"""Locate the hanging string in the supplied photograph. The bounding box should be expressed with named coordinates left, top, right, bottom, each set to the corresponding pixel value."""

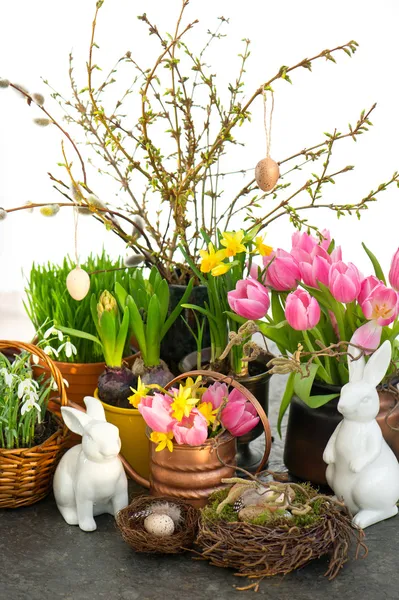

left=73, top=205, right=80, bottom=267
left=263, top=88, right=274, bottom=158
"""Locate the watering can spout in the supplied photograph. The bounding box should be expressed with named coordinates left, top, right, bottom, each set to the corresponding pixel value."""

left=119, top=455, right=150, bottom=488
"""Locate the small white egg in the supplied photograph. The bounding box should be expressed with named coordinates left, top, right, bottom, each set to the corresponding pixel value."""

left=66, top=267, right=91, bottom=301
left=255, top=157, right=280, bottom=192
left=144, top=513, right=175, bottom=537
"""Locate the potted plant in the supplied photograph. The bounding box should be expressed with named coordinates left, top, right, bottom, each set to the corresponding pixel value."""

left=4, top=4, right=397, bottom=371
left=0, top=340, right=69, bottom=508
left=25, top=252, right=137, bottom=407
left=123, top=370, right=271, bottom=507
left=227, top=228, right=399, bottom=485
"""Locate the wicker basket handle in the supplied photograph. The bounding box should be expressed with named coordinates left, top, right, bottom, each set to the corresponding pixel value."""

left=0, top=340, right=68, bottom=435
left=165, top=370, right=272, bottom=473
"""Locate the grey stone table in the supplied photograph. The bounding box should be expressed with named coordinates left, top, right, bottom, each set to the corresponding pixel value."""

left=1, top=376, right=398, bottom=600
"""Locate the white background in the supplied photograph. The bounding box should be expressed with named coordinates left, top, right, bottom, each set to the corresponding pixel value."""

left=1, top=0, right=399, bottom=296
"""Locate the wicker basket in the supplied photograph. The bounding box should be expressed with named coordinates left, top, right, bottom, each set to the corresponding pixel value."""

left=0, top=341, right=69, bottom=508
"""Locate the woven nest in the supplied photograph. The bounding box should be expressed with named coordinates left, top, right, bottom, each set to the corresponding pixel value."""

left=195, top=480, right=368, bottom=591
left=116, top=495, right=200, bottom=554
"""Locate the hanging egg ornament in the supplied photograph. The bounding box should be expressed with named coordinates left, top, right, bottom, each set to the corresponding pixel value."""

left=66, top=266, right=90, bottom=301
left=255, top=157, right=280, bottom=192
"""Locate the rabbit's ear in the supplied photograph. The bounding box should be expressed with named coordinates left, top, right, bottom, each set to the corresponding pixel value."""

left=84, top=396, right=106, bottom=422
left=363, top=340, right=392, bottom=388
left=347, top=345, right=366, bottom=383
left=61, top=406, right=91, bottom=436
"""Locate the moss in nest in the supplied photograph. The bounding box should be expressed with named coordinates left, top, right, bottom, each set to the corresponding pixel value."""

left=250, top=509, right=287, bottom=526
left=202, top=488, right=238, bottom=524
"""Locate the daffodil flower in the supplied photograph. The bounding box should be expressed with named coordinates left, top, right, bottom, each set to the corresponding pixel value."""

left=0, top=368, right=15, bottom=388
left=199, top=243, right=227, bottom=273
left=220, top=230, right=246, bottom=257
left=170, top=385, right=199, bottom=421
left=44, top=326, right=64, bottom=341
left=17, top=378, right=39, bottom=399
left=197, top=401, right=219, bottom=425
left=180, top=376, right=206, bottom=399
left=43, top=345, right=59, bottom=358
left=254, top=235, right=273, bottom=257
left=57, top=340, right=77, bottom=358
left=211, top=262, right=231, bottom=277
left=128, top=376, right=150, bottom=408
left=21, top=393, right=41, bottom=418
left=150, top=431, right=174, bottom=452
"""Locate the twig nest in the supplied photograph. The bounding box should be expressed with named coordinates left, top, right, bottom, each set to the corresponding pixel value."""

left=144, top=513, right=175, bottom=537
left=66, top=267, right=91, bottom=301
left=255, top=157, right=280, bottom=192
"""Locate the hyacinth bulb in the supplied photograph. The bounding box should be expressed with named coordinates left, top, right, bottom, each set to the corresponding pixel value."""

left=66, top=267, right=91, bottom=301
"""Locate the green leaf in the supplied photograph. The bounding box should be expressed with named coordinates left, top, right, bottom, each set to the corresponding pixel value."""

left=56, top=325, right=102, bottom=347
left=100, top=310, right=117, bottom=366
left=179, top=244, right=207, bottom=285
left=114, top=307, right=130, bottom=365
left=145, top=295, right=161, bottom=366
left=306, top=393, right=339, bottom=408
left=181, top=302, right=218, bottom=325
left=161, top=278, right=195, bottom=339
left=294, top=363, right=319, bottom=403
left=156, top=279, right=170, bottom=326
left=271, top=290, right=286, bottom=323
left=126, top=295, right=147, bottom=360
left=362, top=242, right=386, bottom=284
left=115, top=282, right=128, bottom=310
left=277, top=372, right=295, bottom=437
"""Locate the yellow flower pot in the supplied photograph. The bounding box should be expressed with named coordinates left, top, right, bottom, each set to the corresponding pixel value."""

left=94, top=389, right=150, bottom=480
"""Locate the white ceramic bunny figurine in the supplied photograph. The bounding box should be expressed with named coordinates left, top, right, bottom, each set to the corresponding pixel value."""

left=53, top=396, right=128, bottom=532
left=323, top=340, right=399, bottom=529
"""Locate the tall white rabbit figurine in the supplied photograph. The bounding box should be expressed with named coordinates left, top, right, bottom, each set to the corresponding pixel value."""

left=53, top=396, right=128, bottom=532
left=323, top=340, right=399, bottom=529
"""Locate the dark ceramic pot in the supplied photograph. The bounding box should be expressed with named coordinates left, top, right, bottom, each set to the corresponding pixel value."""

left=179, top=347, right=271, bottom=472
left=160, top=285, right=211, bottom=373
left=284, top=381, right=399, bottom=486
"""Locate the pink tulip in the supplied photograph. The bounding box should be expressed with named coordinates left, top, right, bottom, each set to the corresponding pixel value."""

left=201, top=381, right=229, bottom=410
left=264, top=249, right=301, bottom=291
left=357, top=275, right=382, bottom=306
left=138, top=393, right=176, bottom=433
left=291, top=231, right=319, bottom=254
left=360, top=283, right=399, bottom=326
left=172, top=408, right=208, bottom=446
left=221, top=389, right=259, bottom=437
left=389, top=249, right=399, bottom=291
left=228, top=279, right=270, bottom=319
left=350, top=321, right=382, bottom=353
left=329, top=261, right=363, bottom=303
left=320, top=229, right=332, bottom=251
left=300, top=254, right=331, bottom=288
left=285, top=289, right=321, bottom=331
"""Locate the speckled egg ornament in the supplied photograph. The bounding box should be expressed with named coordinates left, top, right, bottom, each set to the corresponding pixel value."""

left=144, top=513, right=175, bottom=537
left=255, top=89, right=279, bottom=192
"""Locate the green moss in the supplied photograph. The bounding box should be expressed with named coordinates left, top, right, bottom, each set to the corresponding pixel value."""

left=202, top=488, right=239, bottom=523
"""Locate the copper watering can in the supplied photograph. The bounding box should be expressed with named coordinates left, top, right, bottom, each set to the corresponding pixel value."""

left=67, top=370, right=272, bottom=508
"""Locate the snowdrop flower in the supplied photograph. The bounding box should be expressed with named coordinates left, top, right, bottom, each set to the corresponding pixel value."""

left=43, top=345, right=59, bottom=358
left=0, top=368, right=15, bottom=388
left=21, top=394, right=41, bottom=418
left=18, top=378, right=39, bottom=399
left=44, top=326, right=64, bottom=341
left=31, top=354, right=40, bottom=365
left=63, top=378, right=69, bottom=388
left=58, top=340, right=77, bottom=358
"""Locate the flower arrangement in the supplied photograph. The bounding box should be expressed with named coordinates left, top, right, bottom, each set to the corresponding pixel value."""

left=130, top=376, right=260, bottom=452
left=226, top=228, right=399, bottom=432
left=0, top=349, right=53, bottom=448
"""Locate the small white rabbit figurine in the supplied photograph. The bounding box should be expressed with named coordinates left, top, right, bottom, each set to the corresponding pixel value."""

left=323, top=340, right=399, bottom=529
left=53, top=396, right=128, bottom=532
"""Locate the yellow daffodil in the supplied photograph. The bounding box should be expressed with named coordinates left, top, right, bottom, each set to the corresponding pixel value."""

left=220, top=230, right=246, bottom=257
left=211, top=262, right=231, bottom=277
left=199, top=243, right=227, bottom=273
left=170, top=385, right=199, bottom=421
left=180, top=376, right=207, bottom=399
left=128, top=376, right=150, bottom=408
left=197, top=401, right=219, bottom=425
left=150, top=431, right=174, bottom=452
left=254, top=235, right=273, bottom=257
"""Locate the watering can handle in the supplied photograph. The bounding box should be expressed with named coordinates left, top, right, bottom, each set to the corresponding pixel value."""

left=65, top=399, right=150, bottom=488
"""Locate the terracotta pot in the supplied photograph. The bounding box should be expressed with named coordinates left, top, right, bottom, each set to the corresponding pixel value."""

left=179, top=347, right=272, bottom=472
left=284, top=383, right=399, bottom=486
left=122, top=370, right=272, bottom=507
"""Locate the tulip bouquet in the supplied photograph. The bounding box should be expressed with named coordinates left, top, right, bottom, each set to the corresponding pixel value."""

left=181, top=229, right=273, bottom=376
left=226, top=229, right=399, bottom=433
left=129, top=376, right=259, bottom=452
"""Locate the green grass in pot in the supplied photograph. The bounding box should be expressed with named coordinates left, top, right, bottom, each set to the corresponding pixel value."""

left=24, top=251, right=134, bottom=363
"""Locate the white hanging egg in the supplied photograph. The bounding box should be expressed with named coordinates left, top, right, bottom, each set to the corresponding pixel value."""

left=255, top=157, right=280, bottom=192
left=144, top=513, right=175, bottom=537
left=66, top=267, right=91, bottom=301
